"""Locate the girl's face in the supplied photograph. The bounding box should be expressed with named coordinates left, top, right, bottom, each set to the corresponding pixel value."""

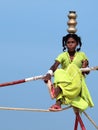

left=66, top=37, right=78, bottom=52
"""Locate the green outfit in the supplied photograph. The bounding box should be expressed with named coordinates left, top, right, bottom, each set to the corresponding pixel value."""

left=53, top=51, right=94, bottom=111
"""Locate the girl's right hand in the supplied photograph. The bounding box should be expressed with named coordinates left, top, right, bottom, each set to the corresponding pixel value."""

left=43, top=74, right=51, bottom=83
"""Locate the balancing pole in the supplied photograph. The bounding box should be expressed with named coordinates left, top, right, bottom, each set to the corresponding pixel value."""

left=0, top=66, right=98, bottom=88
left=0, top=75, right=46, bottom=87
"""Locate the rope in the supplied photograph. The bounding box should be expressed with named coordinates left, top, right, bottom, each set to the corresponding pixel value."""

left=83, top=111, right=98, bottom=130
left=0, top=106, right=72, bottom=112
left=0, top=105, right=98, bottom=130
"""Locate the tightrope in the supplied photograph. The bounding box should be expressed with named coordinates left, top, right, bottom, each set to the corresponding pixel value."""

left=0, top=106, right=98, bottom=129
left=0, top=106, right=72, bottom=112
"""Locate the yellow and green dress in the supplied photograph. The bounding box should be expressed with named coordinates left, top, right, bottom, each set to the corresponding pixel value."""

left=53, top=51, right=94, bottom=111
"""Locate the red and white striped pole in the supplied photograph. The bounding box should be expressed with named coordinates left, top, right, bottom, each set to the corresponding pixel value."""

left=0, top=75, right=46, bottom=87
left=0, top=66, right=98, bottom=87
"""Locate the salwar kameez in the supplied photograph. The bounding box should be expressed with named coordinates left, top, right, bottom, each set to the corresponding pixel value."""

left=53, top=52, right=94, bottom=111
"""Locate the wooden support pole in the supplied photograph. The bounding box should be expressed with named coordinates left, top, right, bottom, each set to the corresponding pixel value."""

left=74, top=112, right=86, bottom=130
left=74, top=115, right=78, bottom=130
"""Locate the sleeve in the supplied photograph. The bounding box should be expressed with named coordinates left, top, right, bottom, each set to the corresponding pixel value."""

left=81, top=52, right=88, bottom=60
left=55, top=53, right=64, bottom=63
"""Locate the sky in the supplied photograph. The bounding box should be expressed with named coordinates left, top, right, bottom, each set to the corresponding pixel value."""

left=0, top=0, right=98, bottom=130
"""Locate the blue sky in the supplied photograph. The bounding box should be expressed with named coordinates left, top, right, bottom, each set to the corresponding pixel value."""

left=0, top=0, right=98, bottom=130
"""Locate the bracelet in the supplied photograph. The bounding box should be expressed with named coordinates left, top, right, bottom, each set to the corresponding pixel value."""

left=47, top=69, right=53, bottom=76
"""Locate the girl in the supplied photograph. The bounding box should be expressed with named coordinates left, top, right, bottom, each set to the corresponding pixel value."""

left=44, top=33, right=94, bottom=111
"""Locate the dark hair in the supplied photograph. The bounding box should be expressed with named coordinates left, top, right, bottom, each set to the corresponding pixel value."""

left=62, top=33, right=82, bottom=52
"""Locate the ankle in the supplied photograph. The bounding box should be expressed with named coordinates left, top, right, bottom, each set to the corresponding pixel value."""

left=56, top=100, right=62, bottom=106
left=54, top=87, right=62, bottom=97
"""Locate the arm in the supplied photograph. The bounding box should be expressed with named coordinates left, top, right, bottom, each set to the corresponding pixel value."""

left=82, top=59, right=89, bottom=68
left=50, top=60, right=60, bottom=72
left=44, top=60, right=60, bottom=83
